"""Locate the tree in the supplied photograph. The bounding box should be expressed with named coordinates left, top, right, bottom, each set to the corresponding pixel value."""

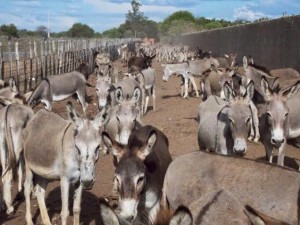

left=125, top=0, right=148, bottom=38
left=204, top=21, right=223, bottom=30
left=0, top=24, right=18, bottom=37
left=68, top=23, right=94, bottom=38
left=36, top=25, right=48, bottom=37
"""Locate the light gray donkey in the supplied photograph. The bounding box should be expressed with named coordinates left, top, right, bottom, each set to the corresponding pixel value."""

left=27, top=70, right=89, bottom=112
left=0, top=104, right=34, bottom=215
left=102, top=125, right=172, bottom=224
left=135, top=67, right=156, bottom=114
left=105, top=87, right=143, bottom=146
left=22, top=102, right=109, bottom=225
left=259, top=76, right=300, bottom=167
left=198, top=81, right=254, bottom=156
left=162, top=151, right=299, bottom=224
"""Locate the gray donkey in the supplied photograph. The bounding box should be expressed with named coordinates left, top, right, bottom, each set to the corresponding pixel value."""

left=22, top=102, right=109, bottom=225
left=162, top=151, right=299, bottom=224
left=198, top=81, right=254, bottom=155
left=27, top=69, right=89, bottom=112
left=105, top=87, right=143, bottom=146
left=0, top=104, right=34, bottom=215
left=102, top=125, right=172, bottom=224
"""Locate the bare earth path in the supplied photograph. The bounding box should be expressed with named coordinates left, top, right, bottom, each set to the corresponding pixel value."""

left=1, top=60, right=299, bottom=224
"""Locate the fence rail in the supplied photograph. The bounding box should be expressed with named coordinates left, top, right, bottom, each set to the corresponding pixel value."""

left=0, top=38, right=138, bottom=93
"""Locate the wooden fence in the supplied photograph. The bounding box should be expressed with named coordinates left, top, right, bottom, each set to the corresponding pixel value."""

left=0, top=38, right=136, bottom=93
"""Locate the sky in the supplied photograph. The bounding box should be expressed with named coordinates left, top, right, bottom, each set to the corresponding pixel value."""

left=0, top=0, right=299, bottom=32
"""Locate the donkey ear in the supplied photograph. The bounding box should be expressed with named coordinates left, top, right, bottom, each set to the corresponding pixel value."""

left=243, top=56, right=248, bottom=69
left=115, top=88, right=123, bottom=104
left=137, top=130, right=157, bottom=161
left=131, top=88, right=141, bottom=104
left=223, top=81, right=235, bottom=102
left=9, top=77, right=18, bottom=93
left=244, top=205, right=289, bottom=225
left=244, top=80, right=254, bottom=102
left=99, top=200, right=121, bottom=225
left=66, top=101, right=83, bottom=126
left=93, top=106, right=111, bottom=128
left=260, top=76, right=273, bottom=102
left=281, top=81, right=300, bottom=100
left=102, top=131, right=124, bottom=161
left=169, top=206, right=193, bottom=225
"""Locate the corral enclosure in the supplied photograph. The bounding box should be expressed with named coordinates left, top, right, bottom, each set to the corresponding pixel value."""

left=175, top=15, right=300, bottom=71
left=0, top=38, right=137, bottom=93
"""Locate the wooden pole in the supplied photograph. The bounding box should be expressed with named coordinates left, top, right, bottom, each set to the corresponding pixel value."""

left=15, top=42, right=20, bottom=91
left=0, top=42, right=3, bottom=80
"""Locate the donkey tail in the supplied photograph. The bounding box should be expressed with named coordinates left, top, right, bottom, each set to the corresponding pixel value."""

left=2, top=105, right=17, bottom=179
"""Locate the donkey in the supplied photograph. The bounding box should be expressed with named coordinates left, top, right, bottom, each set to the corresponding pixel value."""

left=162, top=151, right=300, bottom=224
left=22, top=102, right=109, bottom=225
left=0, top=77, right=19, bottom=101
left=27, top=68, right=89, bottom=112
left=198, top=81, right=254, bottom=155
left=102, top=125, right=172, bottom=224
left=259, top=76, right=300, bottom=167
left=105, top=88, right=143, bottom=146
left=135, top=67, right=156, bottom=114
left=127, top=53, right=156, bottom=74
left=94, top=51, right=118, bottom=83
left=0, top=104, right=34, bottom=215
left=99, top=199, right=192, bottom=225
left=96, top=77, right=142, bottom=111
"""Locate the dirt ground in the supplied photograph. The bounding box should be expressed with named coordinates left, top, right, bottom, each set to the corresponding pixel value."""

left=1, top=60, right=300, bottom=225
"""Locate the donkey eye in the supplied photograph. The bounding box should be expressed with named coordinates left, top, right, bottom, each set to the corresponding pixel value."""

left=245, top=118, right=251, bottom=124
left=116, top=117, right=120, bottom=123
left=267, top=112, right=272, bottom=118
left=284, top=113, right=289, bottom=118
left=96, top=88, right=100, bottom=92
left=137, top=176, right=144, bottom=185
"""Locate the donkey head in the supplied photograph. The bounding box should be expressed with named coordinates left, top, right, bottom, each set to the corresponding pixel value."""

left=261, top=76, right=300, bottom=148
left=66, top=101, right=109, bottom=189
left=162, top=65, right=174, bottom=82
left=102, top=127, right=158, bottom=222
left=115, top=87, right=141, bottom=145
left=0, top=77, right=19, bottom=99
left=223, top=81, right=254, bottom=155
left=96, top=76, right=112, bottom=109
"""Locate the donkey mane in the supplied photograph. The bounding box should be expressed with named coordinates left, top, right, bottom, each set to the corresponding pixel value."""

left=249, top=63, right=273, bottom=76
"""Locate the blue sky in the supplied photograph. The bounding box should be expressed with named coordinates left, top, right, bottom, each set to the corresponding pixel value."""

left=0, top=0, right=299, bottom=32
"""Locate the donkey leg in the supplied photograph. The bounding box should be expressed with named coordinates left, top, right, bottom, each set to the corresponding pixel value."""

left=60, top=177, right=70, bottom=225
left=144, top=91, right=150, bottom=114
left=152, top=86, right=156, bottom=112
left=2, top=169, right=14, bottom=214
left=277, top=142, right=286, bottom=166
left=73, top=183, right=83, bottom=225
left=250, top=102, right=260, bottom=142
left=183, top=76, right=189, bottom=99
left=25, top=166, right=34, bottom=225
left=35, top=178, right=51, bottom=225
left=189, top=76, right=199, bottom=97
left=77, top=88, right=88, bottom=113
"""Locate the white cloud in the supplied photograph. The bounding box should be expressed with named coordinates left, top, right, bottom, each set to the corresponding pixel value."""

left=233, top=6, right=272, bottom=20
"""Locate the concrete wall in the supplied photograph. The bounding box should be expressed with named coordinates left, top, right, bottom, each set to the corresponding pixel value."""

left=175, top=15, right=300, bottom=71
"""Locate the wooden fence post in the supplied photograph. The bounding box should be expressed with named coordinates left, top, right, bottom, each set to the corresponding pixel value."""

left=34, top=41, right=39, bottom=85
left=8, top=41, right=12, bottom=78
left=15, top=42, right=20, bottom=91
left=0, top=42, right=3, bottom=80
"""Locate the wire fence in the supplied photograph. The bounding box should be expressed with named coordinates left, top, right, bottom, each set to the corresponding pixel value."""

left=0, top=38, right=138, bottom=93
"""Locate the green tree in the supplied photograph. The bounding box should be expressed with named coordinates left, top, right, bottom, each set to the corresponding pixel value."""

left=0, top=24, right=18, bottom=37
left=68, top=23, right=94, bottom=38
left=204, top=21, right=223, bottom=30
left=36, top=25, right=48, bottom=37
left=125, top=0, right=148, bottom=38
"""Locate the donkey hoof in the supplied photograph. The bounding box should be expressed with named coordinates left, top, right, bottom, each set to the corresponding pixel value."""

left=6, top=206, right=14, bottom=215
left=254, top=136, right=260, bottom=142
left=248, top=136, right=254, bottom=141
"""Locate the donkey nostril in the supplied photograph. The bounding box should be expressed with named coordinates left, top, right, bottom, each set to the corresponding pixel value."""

left=126, top=215, right=134, bottom=222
